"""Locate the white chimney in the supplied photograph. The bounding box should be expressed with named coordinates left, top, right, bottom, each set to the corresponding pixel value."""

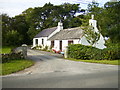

left=57, top=22, right=63, bottom=31
left=91, top=14, right=94, bottom=20
left=89, top=14, right=99, bottom=32
left=47, top=22, right=63, bottom=39
left=89, top=14, right=97, bottom=28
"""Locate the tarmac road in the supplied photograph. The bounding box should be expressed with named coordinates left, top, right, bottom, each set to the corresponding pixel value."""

left=2, top=49, right=119, bottom=88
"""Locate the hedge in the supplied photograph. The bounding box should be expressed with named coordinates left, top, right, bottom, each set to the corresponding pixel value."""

left=2, top=52, right=24, bottom=63
left=68, top=44, right=120, bottom=60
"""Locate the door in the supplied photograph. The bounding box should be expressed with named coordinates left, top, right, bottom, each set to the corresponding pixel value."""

left=60, top=41, right=62, bottom=50
left=35, top=39, right=38, bottom=45
left=51, top=41, right=54, bottom=48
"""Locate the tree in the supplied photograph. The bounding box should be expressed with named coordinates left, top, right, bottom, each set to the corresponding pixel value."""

left=12, top=15, right=29, bottom=44
left=27, top=26, right=40, bottom=43
left=83, top=26, right=100, bottom=46
left=86, top=1, right=120, bottom=44
left=2, top=14, right=13, bottom=45
left=5, top=30, right=23, bottom=46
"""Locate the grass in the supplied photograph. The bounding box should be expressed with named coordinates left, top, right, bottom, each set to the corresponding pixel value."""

left=66, top=58, right=120, bottom=65
left=0, top=59, right=34, bottom=75
left=0, top=46, right=35, bottom=75
left=1, top=46, right=16, bottom=54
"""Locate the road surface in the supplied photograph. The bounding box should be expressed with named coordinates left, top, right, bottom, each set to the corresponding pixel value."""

left=2, top=49, right=119, bottom=88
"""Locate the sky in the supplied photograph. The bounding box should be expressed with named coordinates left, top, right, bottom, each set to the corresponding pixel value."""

left=0, top=0, right=112, bottom=17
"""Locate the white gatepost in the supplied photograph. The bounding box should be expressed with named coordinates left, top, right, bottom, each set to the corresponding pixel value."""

left=22, top=44, right=27, bottom=59
left=64, top=46, right=68, bottom=58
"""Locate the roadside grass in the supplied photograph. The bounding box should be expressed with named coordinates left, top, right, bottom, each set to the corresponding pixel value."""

left=66, top=58, right=120, bottom=65
left=1, top=46, right=15, bottom=54
left=0, top=46, right=35, bottom=75
left=0, top=59, right=34, bottom=75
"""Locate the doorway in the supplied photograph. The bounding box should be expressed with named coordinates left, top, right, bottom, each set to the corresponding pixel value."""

left=60, top=41, right=62, bottom=50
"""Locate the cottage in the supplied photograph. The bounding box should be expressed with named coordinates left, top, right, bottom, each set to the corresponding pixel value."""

left=32, top=15, right=106, bottom=52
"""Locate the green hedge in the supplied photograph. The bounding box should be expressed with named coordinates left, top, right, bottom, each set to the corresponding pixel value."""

left=68, top=44, right=120, bottom=60
left=2, top=52, right=24, bottom=63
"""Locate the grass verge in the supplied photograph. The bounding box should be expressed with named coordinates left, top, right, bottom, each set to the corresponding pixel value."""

left=66, top=58, right=119, bottom=65
left=0, top=59, right=34, bottom=75
left=1, top=46, right=16, bottom=54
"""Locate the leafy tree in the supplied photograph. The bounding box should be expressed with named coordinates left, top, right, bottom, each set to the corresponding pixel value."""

left=11, top=15, right=29, bottom=44
left=5, top=30, right=23, bottom=46
left=83, top=26, right=100, bottom=46
left=86, top=1, right=120, bottom=44
left=27, top=26, right=40, bottom=43
left=2, top=14, right=13, bottom=45
left=99, top=2, right=120, bottom=43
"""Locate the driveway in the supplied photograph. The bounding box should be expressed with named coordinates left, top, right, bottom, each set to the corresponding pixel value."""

left=2, top=49, right=119, bottom=88
left=8, top=48, right=118, bottom=75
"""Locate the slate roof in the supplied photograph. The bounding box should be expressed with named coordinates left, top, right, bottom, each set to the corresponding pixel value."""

left=34, top=27, right=57, bottom=38
left=48, top=27, right=83, bottom=40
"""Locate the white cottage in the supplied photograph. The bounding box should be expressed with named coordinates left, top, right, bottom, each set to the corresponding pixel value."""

left=33, top=22, right=63, bottom=49
left=33, top=15, right=106, bottom=52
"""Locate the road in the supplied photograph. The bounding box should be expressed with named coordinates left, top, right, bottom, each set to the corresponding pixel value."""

left=2, top=49, right=119, bottom=88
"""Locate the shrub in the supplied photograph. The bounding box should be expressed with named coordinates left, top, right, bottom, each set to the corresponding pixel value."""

left=68, top=44, right=120, bottom=60
left=101, top=44, right=120, bottom=60
left=42, top=46, right=48, bottom=51
left=68, top=44, right=96, bottom=60
left=32, top=45, right=42, bottom=50
left=2, top=52, right=24, bottom=63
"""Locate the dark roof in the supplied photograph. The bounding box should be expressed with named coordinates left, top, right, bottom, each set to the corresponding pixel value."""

left=48, top=27, right=83, bottom=40
left=34, top=27, right=57, bottom=38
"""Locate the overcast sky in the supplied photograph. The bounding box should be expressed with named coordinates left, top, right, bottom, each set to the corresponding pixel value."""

left=0, top=0, right=110, bottom=17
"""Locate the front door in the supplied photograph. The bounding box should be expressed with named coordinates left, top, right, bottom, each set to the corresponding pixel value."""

left=60, top=41, right=62, bottom=50
left=51, top=41, right=54, bottom=48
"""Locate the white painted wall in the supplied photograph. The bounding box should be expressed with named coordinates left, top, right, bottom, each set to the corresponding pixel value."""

left=33, top=38, right=36, bottom=47
left=93, top=34, right=106, bottom=49
left=33, top=37, right=51, bottom=48
left=62, top=40, right=68, bottom=51
left=73, top=39, right=79, bottom=44
left=54, top=40, right=60, bottom=51
left=79, top=36, right=90, bottom=46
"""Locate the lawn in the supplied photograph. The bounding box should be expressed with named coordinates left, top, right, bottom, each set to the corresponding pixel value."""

left=1, top=46, right=15, bottom=54
left=0, top=46, right=34, bottom=75
left=66, top=58, right=119, bottom=65
left=0, top=59, right=34, bottom=75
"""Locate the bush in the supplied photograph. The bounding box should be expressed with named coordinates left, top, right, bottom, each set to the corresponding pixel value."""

left=42, top=46, right=48, bottom=51
left=68, top=44, right=120, bottom=60
left=32, top=45, right=42, bottom=50
left=2, top=52, right=24, bottom=63
left=68, top=44, right=96, bottom=60
left=101, top=45, right=120, bottom=60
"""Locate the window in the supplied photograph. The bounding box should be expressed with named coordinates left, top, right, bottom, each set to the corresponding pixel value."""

left=68, top=40, right=73, bottom=45
left=51, top=41, right=54, bottom=48
left=42, top=39, right=44, bottom=45
left=35, top=39, right=38, bottom=45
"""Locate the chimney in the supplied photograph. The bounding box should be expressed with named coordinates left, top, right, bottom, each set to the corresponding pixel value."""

left=91, top=14, right=94, bottom=20
left=89, top=14, right=97, bottom=27
left=57, top=22, right=63, bottom=31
